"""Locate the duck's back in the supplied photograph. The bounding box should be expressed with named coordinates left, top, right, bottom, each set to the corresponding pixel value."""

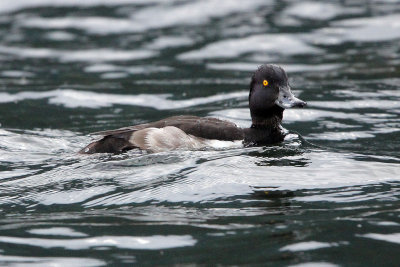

left=80, top=115, right=244, bottom=154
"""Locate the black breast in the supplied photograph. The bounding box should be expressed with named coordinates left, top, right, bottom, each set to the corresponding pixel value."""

left=242, top=127, right=285, bottom=146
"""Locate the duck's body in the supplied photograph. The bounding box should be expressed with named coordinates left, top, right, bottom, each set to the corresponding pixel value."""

left=80, top=64, right=306, bottom=154
left=80, top=115, right=284, bottom=154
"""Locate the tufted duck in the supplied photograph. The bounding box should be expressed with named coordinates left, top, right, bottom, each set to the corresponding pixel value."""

left=80, top=64, right=306, bottom=154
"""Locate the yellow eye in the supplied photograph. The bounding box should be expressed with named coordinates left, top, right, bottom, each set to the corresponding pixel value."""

left=263, top=80, right=269, bottom=86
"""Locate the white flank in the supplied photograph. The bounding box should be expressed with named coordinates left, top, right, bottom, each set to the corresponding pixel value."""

left=204, top=140, right=244, bottom=149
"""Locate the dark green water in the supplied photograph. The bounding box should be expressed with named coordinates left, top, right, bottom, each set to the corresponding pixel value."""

left=0, top=0, right=399, bottom=266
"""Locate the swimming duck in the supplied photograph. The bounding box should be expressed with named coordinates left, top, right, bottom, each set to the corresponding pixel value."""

left=80, top=64, right=306, bottom=154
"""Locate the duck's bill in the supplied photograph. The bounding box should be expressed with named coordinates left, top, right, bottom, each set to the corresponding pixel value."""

left=275, top=85, right=307, bottom=108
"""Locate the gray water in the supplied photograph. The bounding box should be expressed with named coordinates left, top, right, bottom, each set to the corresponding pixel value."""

left=0, top=0, right=399, bottom=266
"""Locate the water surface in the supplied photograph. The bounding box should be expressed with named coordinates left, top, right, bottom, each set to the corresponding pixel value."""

left=0, top=0, right=399, bottom=266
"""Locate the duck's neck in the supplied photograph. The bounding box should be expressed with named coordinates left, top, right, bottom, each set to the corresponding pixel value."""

left=244, top=106, right=285, bottom=145
left=250, top=116, right=282, bottom=129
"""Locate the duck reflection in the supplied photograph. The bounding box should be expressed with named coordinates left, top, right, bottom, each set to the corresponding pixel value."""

left=248, top=145, right=310, bottom=167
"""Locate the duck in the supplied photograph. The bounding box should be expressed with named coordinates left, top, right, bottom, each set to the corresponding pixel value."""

left=79, top=64, right=306, bottom=154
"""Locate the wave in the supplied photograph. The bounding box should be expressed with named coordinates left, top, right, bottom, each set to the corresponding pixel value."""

left=0, top=89, right=247, bottom=109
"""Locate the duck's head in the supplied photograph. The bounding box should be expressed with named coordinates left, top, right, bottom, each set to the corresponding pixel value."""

left=249, top=64, right=306, bottom=123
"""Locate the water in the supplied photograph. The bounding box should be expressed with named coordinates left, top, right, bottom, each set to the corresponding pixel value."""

left=0, top=0, right=399, bottom=266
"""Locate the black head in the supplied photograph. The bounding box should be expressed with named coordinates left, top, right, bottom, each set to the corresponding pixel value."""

left=249, top=64, right=306, bottom=121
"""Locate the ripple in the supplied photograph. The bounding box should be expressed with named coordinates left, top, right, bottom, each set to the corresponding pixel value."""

left=280, top=241, right=342, bottom=252
left=0, top=235, right=197, bottom=250
left=207, top=63, right=342, bottom=73
left=146, top=36, right=195, bottom=49
left=131, top=0, right=270, bottom=29
left=309, top=100, right=400, bottom=110
left=289, top=262, right=339, bottom=267
left=0, top=128, right=80, bottom=152
left=0, top=0, right=163, bottom=14
left=28, top=227, right=88, bottom=237
left=0, top=1, right=399, bottom=265
left=0, top=169, right=38, bottom=181
left=211, top=108, right=363, bottom=124
left=177, top=34, right=320, bottom=60
left=20, top=16, right=145, bottom=35
left=84, top=64, right=173, bottom=75
left=1, top=70, right=34, bottom=78
left=100, top=72, right=128, bottom=79
left=314, top=14, right=400, bottom=44
left=283, top=2, right=342, bottom=21
left=0, top=89, right=247, bottom=109
left=359, top=233, right=400, bottom=245
left=0, top=46, right=156, bottom=62
left=0, top=255, right=104, bottom=267
left=44, top=31, right=76, bottom=41
left=74, top=151, right=400, bottom=204
left=307, top=131, right=375, bottom=141
left=38, top=186, right=115, bottom=205
left=295, top=184, right=400, bottom=203
left=18, top=0, right=270, bottom=34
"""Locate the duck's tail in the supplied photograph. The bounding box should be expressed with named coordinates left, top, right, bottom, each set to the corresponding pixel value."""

left=79, top=135, right=135, bottom=154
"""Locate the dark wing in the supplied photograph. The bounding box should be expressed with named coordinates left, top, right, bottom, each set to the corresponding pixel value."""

left=93, top=115, right=244, bottom=140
